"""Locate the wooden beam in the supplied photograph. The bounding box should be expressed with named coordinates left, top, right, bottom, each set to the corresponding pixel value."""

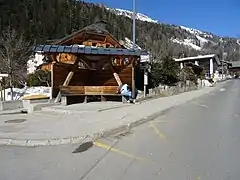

left=108, top=59, right=122, bottom=86
left=54, top=59, right=79, bottom=103
left=59, top=86, right=119, bottom=96
left=50, top=54, right=57, bottom=62
left=79, top=58, right=94, bottom=70
left=54, top=71, right=74, bottom=103
left=50, top=62, right=55, bottom=99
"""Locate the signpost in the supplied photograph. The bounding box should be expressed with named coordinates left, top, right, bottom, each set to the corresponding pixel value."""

left=0, top=74, right=8, bottom=101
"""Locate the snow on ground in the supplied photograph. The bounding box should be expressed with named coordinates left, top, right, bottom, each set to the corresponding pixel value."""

left=196, top=35, right=208, bottom=45
left=180, top=26, right=213, bottom=39
left=179, top=26, right=210, bottom=46
left=171, top=38, right=202, bottom=51
left=237, top=39, right=240, bottom=46
left=0, top=87, right=51, bottom=101
left=203, top=80, right=213, bottom=87
left=122, top=37, right=142, bottom=50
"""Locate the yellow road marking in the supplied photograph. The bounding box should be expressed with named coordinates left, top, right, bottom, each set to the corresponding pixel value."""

left=196, top=176, right=201, bottom=180
left=153, top=120, right=168, bottom=123
left=94, top=141, right=146, bottom=161
left=149, top=121, right=166, bottom=140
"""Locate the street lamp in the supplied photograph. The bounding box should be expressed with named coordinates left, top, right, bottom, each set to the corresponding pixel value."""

left=132, top=0, right=136, bottom=49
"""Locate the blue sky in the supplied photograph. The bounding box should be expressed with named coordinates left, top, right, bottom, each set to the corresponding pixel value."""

left=84, top=0, right=240, bottom=37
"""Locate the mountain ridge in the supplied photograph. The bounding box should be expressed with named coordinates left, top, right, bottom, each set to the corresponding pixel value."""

left=103, top=5, right=240, bottom=60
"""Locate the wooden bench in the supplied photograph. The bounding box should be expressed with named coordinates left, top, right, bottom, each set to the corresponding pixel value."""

left=59, top=86, right=127, bottom=105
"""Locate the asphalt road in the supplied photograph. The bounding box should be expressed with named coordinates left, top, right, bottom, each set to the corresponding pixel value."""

left=1, top=79, right=240, bottom=180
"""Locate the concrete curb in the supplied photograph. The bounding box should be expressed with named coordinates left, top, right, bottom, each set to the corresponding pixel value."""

left=0, top=136, right=90, bottom=147
left=0, top=81, right=228, bottom=147
left=0, top=105, right=193, bottom=147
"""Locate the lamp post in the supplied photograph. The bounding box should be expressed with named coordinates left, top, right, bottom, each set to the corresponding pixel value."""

left=132, top=0, right=136, bottom=50
left=131, top=0, right=137, bottom=99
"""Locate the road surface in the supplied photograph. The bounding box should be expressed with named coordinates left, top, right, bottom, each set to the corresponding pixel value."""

left=1, top=79, right=240, bottom=180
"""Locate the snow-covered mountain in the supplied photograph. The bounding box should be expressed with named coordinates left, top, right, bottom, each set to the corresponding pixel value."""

left=107, top=7, right=239, bottom=53
left=107, top=8, right=158, bottom=24
left=108, top=7, right=211, bottom=51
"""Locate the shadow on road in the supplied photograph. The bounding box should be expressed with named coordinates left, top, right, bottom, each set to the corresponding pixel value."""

left=72, top=141, right=94, bottom=153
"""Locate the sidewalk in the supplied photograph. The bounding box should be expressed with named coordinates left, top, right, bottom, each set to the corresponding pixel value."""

left=0, top=82, right=227, bottom=146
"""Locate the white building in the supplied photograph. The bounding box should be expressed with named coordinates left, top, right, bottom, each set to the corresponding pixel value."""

left=27, top=51, right=45, bottom=74
left=174, top=54, right=221, bottom=79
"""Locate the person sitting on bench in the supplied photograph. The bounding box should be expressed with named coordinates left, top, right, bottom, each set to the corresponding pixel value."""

left=117, top=84, right=137, bottom=103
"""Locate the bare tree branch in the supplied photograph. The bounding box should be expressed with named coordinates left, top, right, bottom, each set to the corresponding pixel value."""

left=0, top=27, right=32, bottom=86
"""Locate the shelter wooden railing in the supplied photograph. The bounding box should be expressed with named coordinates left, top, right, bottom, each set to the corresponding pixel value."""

left=59, top=85, right=125, bottom=104
left=59, top=86, right=119, bottom=95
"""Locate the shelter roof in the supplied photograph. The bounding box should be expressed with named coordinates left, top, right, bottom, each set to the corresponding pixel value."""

left=51, top=21, right=121, bottom=47
left=32, top=45, right=142, bottom=56
left=174, top=54, right=221, bottom=65
left=230, top=61, right=240, bottom=68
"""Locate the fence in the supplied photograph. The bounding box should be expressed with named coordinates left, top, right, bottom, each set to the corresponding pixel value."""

left=136, top=79, right=212, bottom=102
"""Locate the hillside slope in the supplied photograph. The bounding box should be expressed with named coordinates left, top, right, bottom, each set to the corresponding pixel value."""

left=0, top=0, right=239, bottom=62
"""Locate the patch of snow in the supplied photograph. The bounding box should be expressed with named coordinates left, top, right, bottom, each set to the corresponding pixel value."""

left=180, top=26, right=212, bottom=38
left=237, top=39, right=240, bottom=46
left=122, top=37, right=142, bottom=50
left=0, top=86, right=51, bottom=101
left=107, top=8, right=158, bottom=23
left=180, top=26, right=203, bottom=34
left=203, top=80, right=213, bottom=87
left=171, top=38, right=202, bottom=51
left=196, top=35, right=208, bottom=44
left=179, top=26, right=210, bottom=46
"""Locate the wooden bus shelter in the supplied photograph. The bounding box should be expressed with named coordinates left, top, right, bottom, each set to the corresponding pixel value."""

left=32, top=21, right=141, bottom=105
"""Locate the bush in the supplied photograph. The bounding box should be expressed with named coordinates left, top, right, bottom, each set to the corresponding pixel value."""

left=179, top=66, right=198, bottom=85
left=27, top=70, right=51, bottom=87
left=151, top=56, right=179, bottom=87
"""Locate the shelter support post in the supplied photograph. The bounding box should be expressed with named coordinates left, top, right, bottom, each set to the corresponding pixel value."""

left=144, top=68, right=148, bottom=97
left=50, top=63, right=55, bottom=100
left=0, top=80, right=2, bottom=101
left=210, top=58, right=214, bottom=78
left=54, top=71, right=74, bottom=103
left=132, top=58, right=136, bottom=99
left=108, top=58, right=122, bottom=86
left=180, top=62, right=183, bottom=69
left=61, top=96, right=67, bottom=106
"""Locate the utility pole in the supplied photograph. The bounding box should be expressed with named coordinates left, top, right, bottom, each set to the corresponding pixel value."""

left=8, top=57, right=13, bottom=101
left=132, top=0, right=137, bottom=99
left=221, top=60, right=224, bottom=80
left=132, top=0, right=136, bottom=49
left=222, top=52, right=227, bottom=80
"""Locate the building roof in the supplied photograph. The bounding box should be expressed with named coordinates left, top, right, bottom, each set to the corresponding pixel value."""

left=51, top=21, right=121, bottom=47
left=230, top=61, right=240, bottom=68
left=220, top=60, right=232, bottom=64
left=174, top=54, right=221, bottom=65
left=32, top=44, right=143, bottom=56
